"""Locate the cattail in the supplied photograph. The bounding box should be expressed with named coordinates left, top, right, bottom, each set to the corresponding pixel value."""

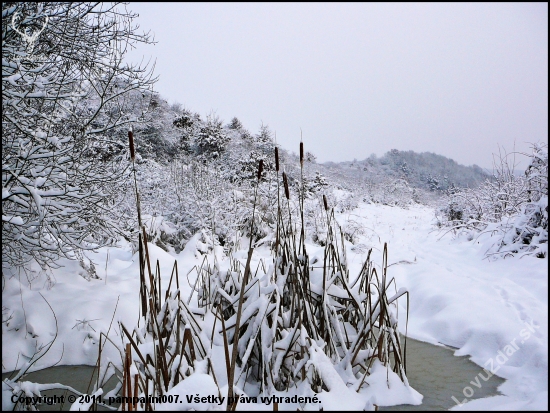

left=128, top=130, right=135, bottom=161
left=257, top=159, right=264, bottom=180
left=299, top=142, right=304, bottom=167
left=323, top=194, right=328, bottom=211
left=275, top=147, right=279, bottom=172
left=282, top=172, right=290, bottom=199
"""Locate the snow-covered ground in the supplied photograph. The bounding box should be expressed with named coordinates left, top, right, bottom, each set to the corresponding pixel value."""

left=2, top=202, right=547, bottom=410
left=340, top=203, right=548, bottom=410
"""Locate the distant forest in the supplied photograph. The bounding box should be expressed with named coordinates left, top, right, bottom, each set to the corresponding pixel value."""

left=324, top=149, right=489, bottom=193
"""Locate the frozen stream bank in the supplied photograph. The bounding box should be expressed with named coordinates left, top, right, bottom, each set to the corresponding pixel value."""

left=2, top=337, right=504, bottom=411
left=379, top=338, right=504, bottom=410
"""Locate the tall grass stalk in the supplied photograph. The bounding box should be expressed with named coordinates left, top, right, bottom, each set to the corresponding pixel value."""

left=87, top=140, right=411, bottom=411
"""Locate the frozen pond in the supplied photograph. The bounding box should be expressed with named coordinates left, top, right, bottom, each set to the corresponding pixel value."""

left=2, top=365, right=117, bottom=411
left=3, top=337, right=504, bottom=411
left=379, top=337, right=504, bottom=410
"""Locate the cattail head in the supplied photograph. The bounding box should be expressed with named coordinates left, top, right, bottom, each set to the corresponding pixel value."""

left=282, top=172, right=290, bottom=199
left=257, top=159, right=264, bottom=180
left=300, top=142, right=304, bottom=167
left=275, top=147, right=279, bottom=172
left=128, top=130, right=135, bottom=161
left=323, top=194, right=328, bottom=211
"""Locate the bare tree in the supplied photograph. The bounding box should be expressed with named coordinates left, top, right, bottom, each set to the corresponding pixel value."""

left=2, top=2, right=157, bottom=272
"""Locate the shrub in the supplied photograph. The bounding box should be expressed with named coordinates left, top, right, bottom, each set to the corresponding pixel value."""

left=439, top=143, right=548, bottom=258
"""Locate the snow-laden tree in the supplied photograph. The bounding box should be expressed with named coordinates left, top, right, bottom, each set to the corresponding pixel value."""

left=255, top=122, right=274, bottom=155
left=305, top=151, right=317, bottom=163
left=309, top=171, right=328, bottom=192
left=173, top=109, right=202, bottom=154
left=2, top=2, right=156, bottom=271
left=228, top=116, right=243, bottom=130
left=120, top=92, right=183, bottom=161
left=195, top=113, right=230, bottom=159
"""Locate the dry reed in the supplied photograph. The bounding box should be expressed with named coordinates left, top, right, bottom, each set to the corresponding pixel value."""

left=89, top=138, right=410, bottom=411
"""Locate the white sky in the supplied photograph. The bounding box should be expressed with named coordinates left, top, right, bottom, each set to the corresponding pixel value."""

left=125, top=2, right=548, bottom=169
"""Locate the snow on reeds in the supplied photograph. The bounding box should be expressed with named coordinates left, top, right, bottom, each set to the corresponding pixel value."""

left=4, top=134, right=545, bottom=411
left=72, top=143, right=413, bottom=410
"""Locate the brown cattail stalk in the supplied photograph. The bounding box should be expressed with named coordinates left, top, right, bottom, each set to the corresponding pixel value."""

left=323, top=194, right=328, bottom=211
left=133, top=374, right=138, bottom=410
left=299, top=141, right=304, bottom=167
left=275, top=147, right=279, bottom=172
left=128, top=130, right=135, bottom=161
left=121, top=354, right=126, bottom=411
left=257, top=159, right=264, bottom=180
left=282, top=172, right=290, bottom=199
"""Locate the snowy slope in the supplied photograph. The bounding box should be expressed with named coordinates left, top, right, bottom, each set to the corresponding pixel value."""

left=337, top=203, right=548, bottom=411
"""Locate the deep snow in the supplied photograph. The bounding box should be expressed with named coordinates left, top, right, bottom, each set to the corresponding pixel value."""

left=2, top=202, right=547, bottom=410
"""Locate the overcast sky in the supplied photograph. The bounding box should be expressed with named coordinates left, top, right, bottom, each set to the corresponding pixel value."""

left=125, top=2, right=548, bottom=169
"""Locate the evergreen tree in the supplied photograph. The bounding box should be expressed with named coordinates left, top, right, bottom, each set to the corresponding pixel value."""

left=196, top=114, right=229, bottom=159
left=228, top=117, right=243, bottom=130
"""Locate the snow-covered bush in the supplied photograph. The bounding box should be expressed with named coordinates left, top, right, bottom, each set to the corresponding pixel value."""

left=141, top=214, right=180, bottom=252
left=372, top=178, right=415, bottom=207
left=303, top=171, right=329, bottom=197
left=439, top=143, right=548, bottom=258
left=230, top=149, right=272, bottom=183
left=485, top=195, right=548, bottom=258
left=328, top=189, right=359, bottom=213
left=169, top=159, right=239, bottom=247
